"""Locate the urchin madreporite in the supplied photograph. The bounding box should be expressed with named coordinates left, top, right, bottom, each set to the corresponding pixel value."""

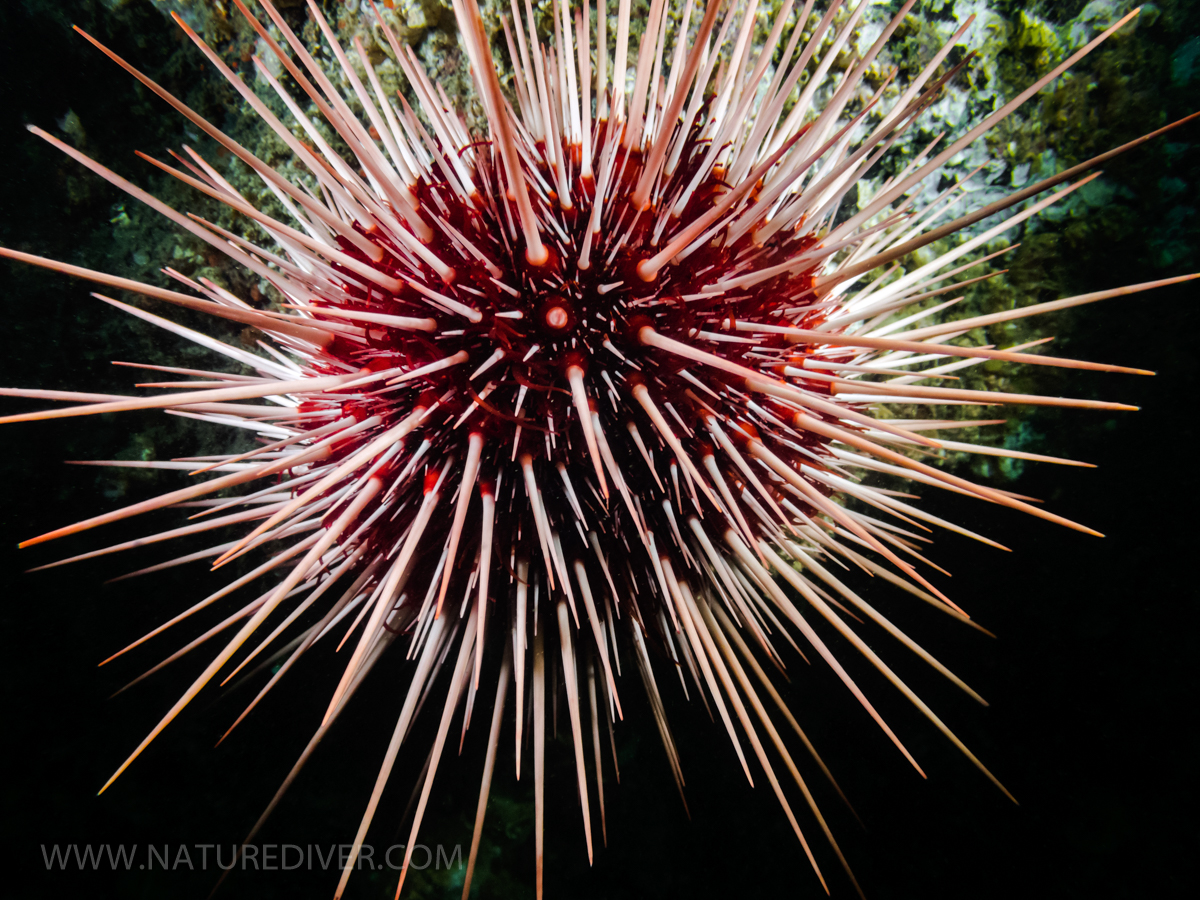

left=2, top=0, right=1196, bottom=897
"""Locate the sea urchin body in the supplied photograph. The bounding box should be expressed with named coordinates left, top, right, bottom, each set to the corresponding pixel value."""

left=1, top=0, right=1196, bottom=897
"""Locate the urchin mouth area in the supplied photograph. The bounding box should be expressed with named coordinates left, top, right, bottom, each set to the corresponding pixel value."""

left=543, top=303, right=571, bottom=331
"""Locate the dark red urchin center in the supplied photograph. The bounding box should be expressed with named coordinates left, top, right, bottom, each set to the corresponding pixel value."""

left=309, top=115, right=830, bottom=481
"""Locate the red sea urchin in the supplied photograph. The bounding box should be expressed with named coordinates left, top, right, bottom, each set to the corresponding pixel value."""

left=1, top=0, right=1196, bottom=896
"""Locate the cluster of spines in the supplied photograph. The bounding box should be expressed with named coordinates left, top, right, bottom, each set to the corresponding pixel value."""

left=1, top=1, right=1197, bottom=898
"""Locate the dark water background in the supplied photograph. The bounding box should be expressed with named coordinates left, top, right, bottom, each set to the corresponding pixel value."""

left=1, top=1, right=1196, bottom=898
